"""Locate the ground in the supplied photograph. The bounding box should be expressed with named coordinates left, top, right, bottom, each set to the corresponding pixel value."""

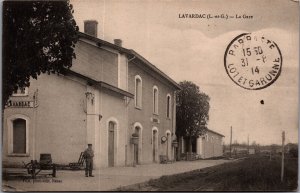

left=117, top=155, right=298, bottom=191
left=2, top=159, right=230, bottom=191
left=3, top=155, right=297, bottom=191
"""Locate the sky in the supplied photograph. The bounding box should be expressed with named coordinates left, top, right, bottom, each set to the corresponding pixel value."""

left=71, top=0, right=299, bottom=145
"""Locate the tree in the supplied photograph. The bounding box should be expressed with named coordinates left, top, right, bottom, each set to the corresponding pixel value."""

left=3, top=0, right=79, bottom=108
left=289, top=147, right=298, bottom=158
left=251, top=141, right=257, bottom=146
left=176, top=81, right=210, bottom=159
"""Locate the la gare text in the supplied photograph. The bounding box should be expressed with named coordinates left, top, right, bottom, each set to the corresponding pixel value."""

left=178, top=13, right=253, bottom=19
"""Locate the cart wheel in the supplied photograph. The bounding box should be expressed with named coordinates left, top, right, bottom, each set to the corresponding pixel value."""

left=25, top=161, right=39, bottom=179
left=24, top=162, right=35, bottom=179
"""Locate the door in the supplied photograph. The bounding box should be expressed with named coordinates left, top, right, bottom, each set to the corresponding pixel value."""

left=152, top=130, right=157, bottom=162
left=134, top=143, right=139, bottom=164
left=108, top=122, right=115, bottom=167
left=134, top=127, right=140, bottom=164
left=166, top=133, right=170, bottom=159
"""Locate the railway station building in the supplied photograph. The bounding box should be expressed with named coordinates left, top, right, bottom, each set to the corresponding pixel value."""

left=2, top=27, right=181, bottom=168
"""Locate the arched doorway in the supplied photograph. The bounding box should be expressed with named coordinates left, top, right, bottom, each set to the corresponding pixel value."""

left=108, top=121, right=116, bottom=167
left=152, top=128, right=158, bottom=162
left=134, top=126, right=142, bottom=164
left=132, top=122, right=143, bottom=165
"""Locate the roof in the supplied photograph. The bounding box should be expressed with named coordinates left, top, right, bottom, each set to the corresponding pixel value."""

left=63, top=69, right=134, bottom=99
left=78, top=32, right=181, bottom=90
left=206, top=129, right=225, bottom=137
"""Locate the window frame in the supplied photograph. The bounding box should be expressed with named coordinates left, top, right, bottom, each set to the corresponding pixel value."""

left=134, top=75, right=142, bottom=109
left=166, top=94, right=172, bottom=119
left=153, top=86, right=159, bottom=115
left=7, top=114, right=30, bottom=156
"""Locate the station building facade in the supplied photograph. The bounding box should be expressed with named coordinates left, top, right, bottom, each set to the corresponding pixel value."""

left=2, top=32, right=180, bottom=168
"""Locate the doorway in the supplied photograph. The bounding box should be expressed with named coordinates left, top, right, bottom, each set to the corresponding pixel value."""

left=152, top=129, right=158, bottom=162
left=134, top=126, right=141, bottom=164
left=108, top=121, right=115, bottom=167
left=166, top=132, right=170, bottom=159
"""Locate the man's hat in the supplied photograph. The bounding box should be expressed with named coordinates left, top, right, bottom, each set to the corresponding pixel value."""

left=88, top=144, right=92, bottom=146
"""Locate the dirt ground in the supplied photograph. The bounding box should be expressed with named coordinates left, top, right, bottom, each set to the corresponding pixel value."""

left=2, top=159, right=231, bottom=191
left=116, top=156, right=298, bottom=191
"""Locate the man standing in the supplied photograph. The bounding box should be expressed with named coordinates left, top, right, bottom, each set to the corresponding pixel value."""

left=83, top=144, right=94, bottom=177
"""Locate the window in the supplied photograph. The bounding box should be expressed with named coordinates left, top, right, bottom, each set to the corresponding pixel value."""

left=211, top=136, right=214, bottom=142
left=13, top=119, right=26, bottom=154
left=12, top=87, right=28, bottom=96
left=135, top=75, right=142, bottom=108
left=206, top=134, right=208, bottom=141
left=153, top=86, right=158, bottom=114
left=8, top=115, right=29, bottom=156
left=166, top=94, right=171, bottom=118
left=84, top=20, right=98, bottom=37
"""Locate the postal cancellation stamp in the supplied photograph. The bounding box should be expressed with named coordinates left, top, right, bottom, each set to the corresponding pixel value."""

left=224, top=33, right=282, bottom=90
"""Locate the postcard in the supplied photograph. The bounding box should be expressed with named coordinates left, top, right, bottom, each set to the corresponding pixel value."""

left=2, top=0, right=298, bottom=191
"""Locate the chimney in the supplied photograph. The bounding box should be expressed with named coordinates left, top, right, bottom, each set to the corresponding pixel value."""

left=84, top=20, right=98, bottom=37
left=114, top=39, right=122, bottom=47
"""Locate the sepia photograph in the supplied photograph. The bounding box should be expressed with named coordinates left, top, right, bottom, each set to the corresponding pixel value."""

left=1, top=0, right=299, bottom=191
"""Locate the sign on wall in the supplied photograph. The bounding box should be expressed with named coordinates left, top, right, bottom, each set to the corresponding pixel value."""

left=6, top=100, right=35, bottom=108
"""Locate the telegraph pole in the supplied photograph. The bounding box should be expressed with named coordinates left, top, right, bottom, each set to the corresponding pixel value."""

left=229, top=126, right=232, bottom=158
left=281, top=131, right=285, bottom=182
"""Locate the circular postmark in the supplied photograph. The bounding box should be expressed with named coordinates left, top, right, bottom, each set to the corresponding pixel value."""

left=224, top=33, right=282, bottom=90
